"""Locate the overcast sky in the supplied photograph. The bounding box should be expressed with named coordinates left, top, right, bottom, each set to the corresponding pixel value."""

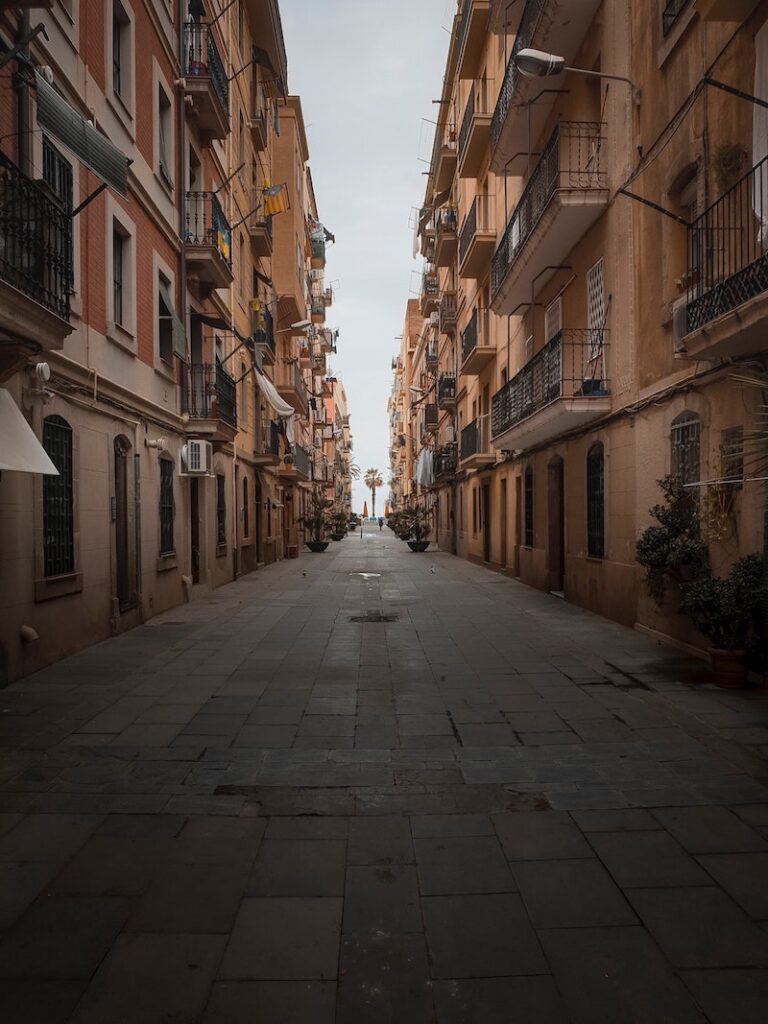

left=280, top=0, right=454, bottom=514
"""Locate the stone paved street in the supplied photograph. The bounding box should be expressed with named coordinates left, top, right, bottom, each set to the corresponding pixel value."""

left=1, top=525, right=768, bottom=1022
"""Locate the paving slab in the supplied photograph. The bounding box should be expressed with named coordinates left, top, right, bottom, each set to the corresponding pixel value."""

left=415, top=835, right=516, bottom=895
left=512, top=858, right=637, bottom=928
left=680, top=968, right=768, bottom=1024
left=588, top=829, right=711, bottom=888
left=203, top=980, right=337, bottom=1023
left=432, top=976, right=569, bottom=1024
left=247, top=838, right=346, bottom=897
left=336, top=932, right=434, bottom=1023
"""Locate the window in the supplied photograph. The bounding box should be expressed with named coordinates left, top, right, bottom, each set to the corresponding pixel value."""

left=586, top=258, right=605, bottom=359
left=671, top=412, right=701, bottom=486
left=112, top=1, right=130, bottom=99
left=472, top=486, right=478, bottom=534
left=113, top=227, right=124, bottom=326
left=242, top=476, right=249, bottom=537
left=239, top=360, right=248, bottom=426
left=216, top=473, right=226, bottom=545
left=42, top=137, right=73, bottom=209
left=42, top=415, right=74, bottom=577
left=721, top=427, right=744, bottom=488
left=159, top=458, right=174, bottom=554
left=524, top=466, right=534, bottom=547
left=158, top=275, right=173, bottom=364
left=158, top=85, right=172, bottom=187
left=587, top=442, right=605, bottom=559
left=544, top=296, right=562, bottom=342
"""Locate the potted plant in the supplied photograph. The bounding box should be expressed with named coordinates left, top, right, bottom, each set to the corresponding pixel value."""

left=680, top=554, right=765, bottom=688
left=636, top=475, right=708, bottom=603
left=405, top=504, right=431, bottom=552
left=330, top=507, right=348, bottom=541
left=299, top=488, right=334, bottom=553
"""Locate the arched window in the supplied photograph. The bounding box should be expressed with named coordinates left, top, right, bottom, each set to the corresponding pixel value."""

left=242, top=475, right=249, bottom=538
left=586, top=442, right=605, bottom=559
left=42, top=415, right=74, bottom=577
left=671, top=412, right=701, bottom=485
left=524, top=466, right=534, bottom=547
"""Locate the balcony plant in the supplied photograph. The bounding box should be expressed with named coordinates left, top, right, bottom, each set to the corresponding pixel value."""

left=636, top=475, right=708, bottom=603
left=679, top=554, right=765, bottom=688
left=299, top=488, right=334, bottom=553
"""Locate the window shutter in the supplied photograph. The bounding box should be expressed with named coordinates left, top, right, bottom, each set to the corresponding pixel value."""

left=544, top=297, right=562, bottom=342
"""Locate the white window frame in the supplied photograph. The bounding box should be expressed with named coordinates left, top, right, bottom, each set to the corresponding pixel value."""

left=153, top=251, right=178, bottom=379
left=107, top=0, right=135, bottom=126
left=154, top=61, right=175, bottom=194
left=105, top=196, right=137, bottom=350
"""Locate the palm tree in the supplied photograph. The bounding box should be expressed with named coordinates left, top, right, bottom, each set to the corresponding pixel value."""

left=364, top=467, right=384, bottom=519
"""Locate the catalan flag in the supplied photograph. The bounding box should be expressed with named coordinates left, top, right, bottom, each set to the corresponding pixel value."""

left=263, top=181, right=289, bottom=217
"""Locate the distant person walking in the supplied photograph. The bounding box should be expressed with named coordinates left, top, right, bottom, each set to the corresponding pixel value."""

left=378, top=517, right=384, bottom=531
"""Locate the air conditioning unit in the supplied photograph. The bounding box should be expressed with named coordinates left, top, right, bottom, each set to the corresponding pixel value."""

left=180, top=440, right=213, bottom=476
left=672, top=295, right=690, bottom=356
left=430, top=311, right=439, bottom=326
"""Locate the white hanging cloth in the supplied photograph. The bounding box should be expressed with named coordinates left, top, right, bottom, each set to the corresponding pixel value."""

left=255, top=368, right=296, bottom=445
left=415, top=447, right=434, bottom=488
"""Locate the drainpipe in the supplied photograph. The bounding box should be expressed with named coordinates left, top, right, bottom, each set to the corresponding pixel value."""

left=177, top=0, right=190, bottom=584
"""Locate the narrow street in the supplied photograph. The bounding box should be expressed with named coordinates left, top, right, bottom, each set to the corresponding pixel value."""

left=1, top=524, right=768, bottom=1023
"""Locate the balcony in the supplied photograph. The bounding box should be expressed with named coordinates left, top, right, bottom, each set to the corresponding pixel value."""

left=424, top=403, right=438, bottom=434
left=311, top=296, right=326, bottom=324
left=435, top=139, right=458, bottom=193
left=248, top=201, right=273, bottom=258
left=460, top=307, right=495, bottom=375
left=254, top=419, right=282, bottom=466
left=183, top=22, right=229, bottom=141
left=277, top=361, right=309, bottom=414
left=435, top=207, right=458, bottom=268
left=491, top=122, right=608, bottom=315
left=460, top=417, right=495, bottom=471
left=490, top=0, right=601, bottom=175
left=253, top=308, right=276, bottom=366
left=312, top=351, right=327, bottom=376
left=292, top=445, right=312, bottom=481
left=456, top=0, right=490, bottom=80
left=184, top=192, right=233, bottom=289
left=250, top=84, right=268, bottom=151
left=491, top=329, right=610, bottom=451
left=434, top=443, right=458, bottom=479
left=0, top=152, right=73, bottom=378
left=459, top=82, right=491, bottom=180
left=459, top=194, right=495, bottom=279
left=310, top=233, right=326, bottom=270
left=679, top=154, right=768, bottom=362
left=439, top=291, right=457, bottom=334
left=438, top=373, right=457, bottom=409
left=425, top=342, right=439, bottom=371
left=323, top=286, right=333, bottom=308
left=420, top=269, right=440, bottom=316
left=181, top=362, right=237, bottom=441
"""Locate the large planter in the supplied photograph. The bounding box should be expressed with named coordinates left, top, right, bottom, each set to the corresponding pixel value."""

left=306, top=541, right=330, bottom=553
left=407, top=540, right=430, bottom=552
left=709, top=648, right=748, bottom=689
left=330, top=533, right=346, bottom=542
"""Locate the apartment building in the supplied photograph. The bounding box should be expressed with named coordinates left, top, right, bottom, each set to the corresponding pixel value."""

left=0, top=1, right=352, bottom=684
left=391, top=0, right=766, bottom=650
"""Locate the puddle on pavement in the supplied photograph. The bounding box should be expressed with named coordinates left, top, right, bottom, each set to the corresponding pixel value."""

left=348, top=573, right=382, bottom=579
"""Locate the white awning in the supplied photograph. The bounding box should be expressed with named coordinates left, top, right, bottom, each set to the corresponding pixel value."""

left=0, top=390, right=58, bottom=475
left=255, top=368, right=295, bottom=445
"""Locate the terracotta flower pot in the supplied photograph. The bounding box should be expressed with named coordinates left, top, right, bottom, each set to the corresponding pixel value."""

left=306, top=541, right=330, bottom=553
left=407, top=541, right=430, bottom=552
left=709, top=648, right=748, bottom=689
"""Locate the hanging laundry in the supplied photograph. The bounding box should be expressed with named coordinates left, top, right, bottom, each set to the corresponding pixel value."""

left=264, top=181, right=289, bottom=216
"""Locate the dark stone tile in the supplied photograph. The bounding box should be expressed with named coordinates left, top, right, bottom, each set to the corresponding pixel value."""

left=398, top=715, right=453, bottom=737
left=113, top=724, right=182, bottom=746
left=50, top=836, right=169, bottom=895
left=539, top=926, right=707, bottom=1024
left=519, top=732, right=580, bottom=746
left=233, top=725, right=297, bottom=748
left=95, top=814, right=186, bottom=839
left=247, top=707, right=304, bottom=725
left=248, top=839, right=346, bottom=897
left=411, top=814, right=494, bottom=838
left=456, top=724, right=517, bottom=746
left=513, top=858, right=636, bottom=928
left=589, top=830, right=710, bottom=888
left=220, top=897, right=342, bottom=979
left=298, top=717, right=356, bottom=738
left=0, top=980, right=85, bottom=1024
left=652, top=806, right=768, bottom=854
left=347, top=816, right=414, bottom=865
left=265, top=816, right=349, bottom=840
left=128, top=861, right=249, bottom=932
left=681, top=968, right=768, bottom=1024
left=343, top=865, right=421, bottom=933
left=696, top=853, right=768, bottom=918
left=447, top=706, right=506, bottom=724
left=415, top=836, right=515, bottom=896
left=69, top=932, right=225, bottom=1023
left=203, top=981, right=336, bottom=1023
left=627, top=886, right=768, bottom=967
left=493, top=811, right=593, bottom=860
left=733, top=804, right=768, bottom=828
left=422, top=893, right=547, bottom=979
left=0, top=894, right=131, bottom=979
left=0, top=861, right=59, bottom=928
left=0, top=813, right=102, bottom=863
left=571, top=809, right=660, bottom=832
left=433, top=976, right=568, bottom=1024
left=337, top=932, right=433, bottom=1023
left=0, top=813, right=23, bottom=837
left=181, top=714, right=247, bottom=736
left=504, top=711, right=568, bottom=732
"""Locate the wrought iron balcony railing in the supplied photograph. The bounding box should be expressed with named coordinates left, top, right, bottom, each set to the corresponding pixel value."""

left=491, top=0, right=546, bottom=153
left=0, top=152, right=72, bottom=320
left=182, top=362, right=237, bottom=428
left=422, top=270, right=439, bottom=298
left=184, top=191, right=232, bottom=269
left=459, top=81, right=489, bottom=157
left=183, top=22, right=229, bottom=116
left=434, top=443, right=457, bottom=478
left=662, top=0, right=691, bottom=36
left=459, top=194, right=493, bottom=265
left=460, top=418, right=489, bottom=460
left=293, top=444, right=312, bottom=479
left=439, top=291, right=457, bottom=332
left=491, top=329, right=609, bottom=438
left=425, top=342, right=438, bottom=369
left=424, top=403, right=438, bottom=428
left=461, top=308, right=485, bottom=363
left=254, top=307, right=275, bottom=355
left=491, top=122, right=606, bottom=298
left=438, top=373, right=456, bottom=404
left=686, top=153, right=768, bottom=333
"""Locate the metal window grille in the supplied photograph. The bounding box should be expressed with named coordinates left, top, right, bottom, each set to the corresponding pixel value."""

left=42, top=137, right=73, bottom=209
left=42, top=415, right=74, bottom=577
left=586, top=258, right=605, bottom=360
left=159, top=458, right=174, bottom=554
left=662, top=0, right=691, bottom=37
left=721, top=426, right=744, bottom=487
left=544, top=297, right=562, bottom=342
left=242, top=476, right=249, bottom=537
left=524, top=466, right=534, bottom=547
left=671, top=413, right=701, bottom=486
left=112, top=12, right=122, bottom=95
left=113, top=229, right=123, bottom=325
left=216, top=473, right=226, bottom=545
left=587, top=443, right=605, bottom=559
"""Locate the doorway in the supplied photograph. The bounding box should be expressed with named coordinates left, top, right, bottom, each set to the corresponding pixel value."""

left=547, top=457, right=565, bottom=595
left=482, top=480, right=491, bottom=563
left=500, top=478, right=508, bottom=569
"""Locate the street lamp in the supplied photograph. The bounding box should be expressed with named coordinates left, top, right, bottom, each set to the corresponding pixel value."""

left=514, top=48, right=641, bottom=105
left=276, top=319, right=312, bottom=334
